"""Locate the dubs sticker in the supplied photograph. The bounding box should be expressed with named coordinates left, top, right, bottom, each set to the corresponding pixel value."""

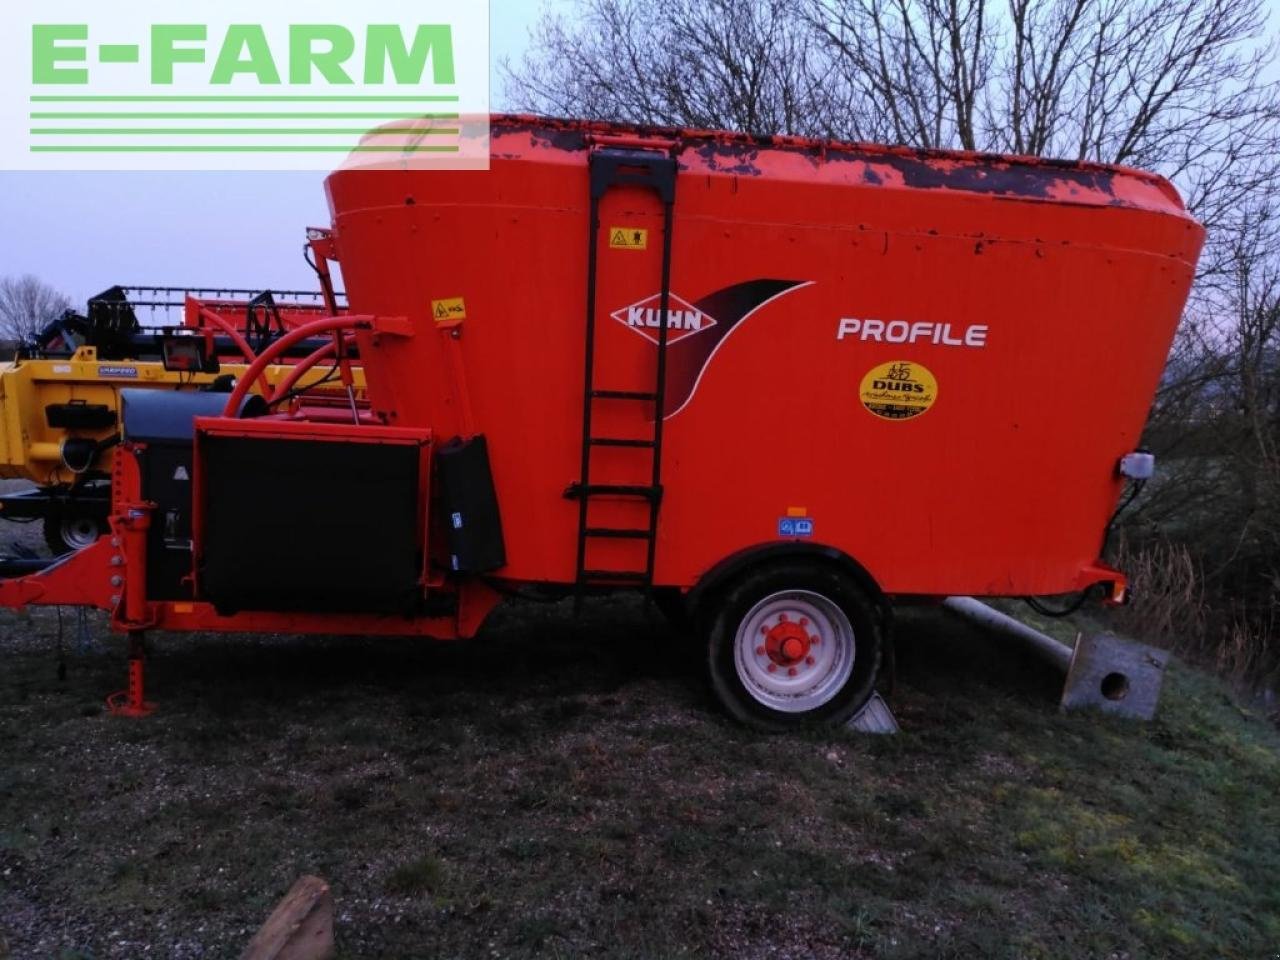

left=860, top=361, right=937, bottom=421
left=778, top=517, right=814, bottom=538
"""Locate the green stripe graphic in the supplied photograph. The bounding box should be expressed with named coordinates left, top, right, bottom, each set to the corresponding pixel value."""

left=31, top=128, right=461, bottom=136
left=30, top=95, right=461, bottom=103
left=30, top=145, right=462, bottom=153
left=25, top=92, right=470, bottom=159
left=31, top=112, right=459, bottom=120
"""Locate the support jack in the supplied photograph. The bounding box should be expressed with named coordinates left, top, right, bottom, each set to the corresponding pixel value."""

left=106, top=631, right=155, bottom=717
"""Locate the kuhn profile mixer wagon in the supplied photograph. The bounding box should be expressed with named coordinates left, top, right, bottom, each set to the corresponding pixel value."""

left=0, top=116, right=1203, bottom=727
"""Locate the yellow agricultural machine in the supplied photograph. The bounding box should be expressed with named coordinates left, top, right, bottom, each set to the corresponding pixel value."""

left=0, top=286, right=362, bottom=552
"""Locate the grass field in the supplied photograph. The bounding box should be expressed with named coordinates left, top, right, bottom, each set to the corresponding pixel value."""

left=1, top=589, right=1278, bottom=960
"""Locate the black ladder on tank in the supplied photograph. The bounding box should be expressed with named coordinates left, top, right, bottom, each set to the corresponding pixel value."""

left=567, top=147, right=678, bottom=600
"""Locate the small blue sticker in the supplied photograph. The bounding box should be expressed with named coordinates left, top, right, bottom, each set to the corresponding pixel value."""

left=99, top=365, right=139, bottom=379
left=778, top=517, right=815, bottom=538
left=451, top=511, right=464, bottom=529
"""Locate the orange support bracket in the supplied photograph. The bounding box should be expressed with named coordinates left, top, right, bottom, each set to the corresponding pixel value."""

left=306, top=227, right=342, bottom=316
left=437, top=319, right=478, bottom=438
left=372, top=315, right=414, bottom=338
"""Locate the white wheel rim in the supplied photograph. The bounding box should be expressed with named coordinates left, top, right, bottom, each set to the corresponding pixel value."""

left=734, top=589, right=856, bottom=713
left=62, top=516, right=100, bottom=550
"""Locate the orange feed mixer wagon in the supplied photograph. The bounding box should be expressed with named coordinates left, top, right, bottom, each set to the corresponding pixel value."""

left=0, top=116, right=1203, bottom=727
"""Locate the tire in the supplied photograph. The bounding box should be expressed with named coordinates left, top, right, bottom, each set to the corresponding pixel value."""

left=706, top=561, right=883, bottom=730
left=43, top=508, right=107, bottom=555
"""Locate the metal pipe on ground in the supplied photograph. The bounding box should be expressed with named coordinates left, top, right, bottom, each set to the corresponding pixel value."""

left=941, top=596, right=1168, bottom=721
left=942, top=596, right=1073, bottom=671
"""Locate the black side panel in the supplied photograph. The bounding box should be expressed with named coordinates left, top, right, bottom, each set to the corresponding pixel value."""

left=435, top=434, right=506, bottom=573
left=123, top=389, right=253, bottom=600
left=143, top=443, right=200, bottom=600
left=200, top=436, right=421, bottom=614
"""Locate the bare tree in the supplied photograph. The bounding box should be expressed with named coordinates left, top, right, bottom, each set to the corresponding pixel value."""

left=1128, top=194, right=1280, bottom=686
left=0, top=275, right=71, bottom=343
left=503, top=0, right=846, bottom=138
left=796, top=0, right=995, bottom=148
left=807, top=1, right=1280, bottom=248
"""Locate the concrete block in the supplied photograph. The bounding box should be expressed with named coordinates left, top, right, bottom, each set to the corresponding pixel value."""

left=1060, top=632, right=1168, bottom=720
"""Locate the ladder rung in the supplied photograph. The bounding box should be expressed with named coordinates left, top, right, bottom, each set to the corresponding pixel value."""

left=574, top=483, right=662, bottom=501
left=581, top=569, right=649, bottom=583
left=590, top=437, right=656, bottom=448
left=584, top=527, right=651, bottom=540
left=591, top=390, right=657, bottom=401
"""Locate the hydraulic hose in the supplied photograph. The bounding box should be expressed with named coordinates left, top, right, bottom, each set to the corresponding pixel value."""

left=221, top=315, right=372, bottom=418
left=268, top=339, right=339, bottom=404
left=196, top=307, right=257, bottom=364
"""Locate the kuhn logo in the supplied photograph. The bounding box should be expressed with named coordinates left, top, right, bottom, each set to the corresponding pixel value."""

left=610, top=293, right=718, bottom=345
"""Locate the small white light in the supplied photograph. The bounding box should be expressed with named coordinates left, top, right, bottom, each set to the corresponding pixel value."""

left=1119, top=451, right=1155, bottom=481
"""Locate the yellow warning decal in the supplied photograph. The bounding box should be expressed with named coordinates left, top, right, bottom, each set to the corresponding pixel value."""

left=860, top=361, right=938, bottom=421
left=609, top=227, right=648, bottom=250
left=431, top=297, right=467, bottom=322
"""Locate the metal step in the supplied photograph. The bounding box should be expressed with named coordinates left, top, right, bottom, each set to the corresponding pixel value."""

left=591, top=389, right=658, bottom=401
left=584, top=527, right=651, bottom=540
left=589, top=437, right=656, bottom=448
left=581, top=569, right=649, bottom=583
left=567, top=482, right=663, bottom=501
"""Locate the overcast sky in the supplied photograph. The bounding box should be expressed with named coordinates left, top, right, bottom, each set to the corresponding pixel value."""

left=0, top=2, right=560, bottom=307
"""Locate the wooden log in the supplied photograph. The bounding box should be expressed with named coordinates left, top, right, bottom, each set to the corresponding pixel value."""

left=240, top=875, right=334, bottom=960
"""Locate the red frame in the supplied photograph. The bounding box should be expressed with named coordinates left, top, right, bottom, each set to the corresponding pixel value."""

left=0, top=414, right=500, bottom=641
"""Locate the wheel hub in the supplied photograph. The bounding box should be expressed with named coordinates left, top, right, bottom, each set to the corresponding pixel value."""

left=761, top=620, right=813, bottom=667
left=736, top=590, right=856, bottom=713
left=62, top=516, right=100, bottom=550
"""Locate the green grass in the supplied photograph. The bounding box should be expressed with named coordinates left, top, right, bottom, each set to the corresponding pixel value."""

left=384, top=855, right=447, bottom=898
left=0, top=598, right=1276, bottom=959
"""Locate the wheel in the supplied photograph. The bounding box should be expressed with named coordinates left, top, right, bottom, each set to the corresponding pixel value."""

left=43, top=508, right=107, bottom=555
left=706, top=561, right=883, bottom=729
